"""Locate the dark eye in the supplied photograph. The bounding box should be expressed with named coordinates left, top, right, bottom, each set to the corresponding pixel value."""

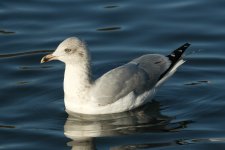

left=65, top=48, right=72, bottom=53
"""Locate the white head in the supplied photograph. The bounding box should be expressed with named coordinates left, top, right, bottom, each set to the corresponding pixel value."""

left=41, top=37, right=89, bottom=64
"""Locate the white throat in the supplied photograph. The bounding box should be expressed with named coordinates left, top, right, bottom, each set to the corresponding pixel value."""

left=63, top=61, right=92, bottom=110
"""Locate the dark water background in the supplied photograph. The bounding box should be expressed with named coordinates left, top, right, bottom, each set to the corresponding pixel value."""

left=1, top=0, right=225, bottom=149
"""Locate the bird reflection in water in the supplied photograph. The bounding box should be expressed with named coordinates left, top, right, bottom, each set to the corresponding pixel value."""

left=64, top=101, right=191, bottom=150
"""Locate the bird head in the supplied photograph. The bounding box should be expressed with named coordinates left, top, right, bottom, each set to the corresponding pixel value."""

left=41, top=37, right=87, bottom=64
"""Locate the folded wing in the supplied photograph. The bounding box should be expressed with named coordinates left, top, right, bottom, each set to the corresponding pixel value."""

left=92, top=54, right=171, bottom=106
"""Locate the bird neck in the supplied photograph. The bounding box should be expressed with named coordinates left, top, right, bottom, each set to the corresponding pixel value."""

left=63, top=61, right=92, bottom=104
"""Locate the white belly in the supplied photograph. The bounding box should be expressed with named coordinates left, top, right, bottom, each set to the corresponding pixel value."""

left=65, top=89, right=156, bottom=115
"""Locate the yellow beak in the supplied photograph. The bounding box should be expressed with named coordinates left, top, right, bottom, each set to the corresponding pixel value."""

left=40, top=54, right=57, bottom=63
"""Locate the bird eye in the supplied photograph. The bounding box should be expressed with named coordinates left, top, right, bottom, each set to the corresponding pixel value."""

left=65, top=48, right=72, bottom=53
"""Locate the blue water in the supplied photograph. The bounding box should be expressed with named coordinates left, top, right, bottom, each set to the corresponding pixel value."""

left=1, top=0, right=225, bottom=149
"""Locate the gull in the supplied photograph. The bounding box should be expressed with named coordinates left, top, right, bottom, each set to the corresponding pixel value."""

left=41, top=37, right=190, bottom=114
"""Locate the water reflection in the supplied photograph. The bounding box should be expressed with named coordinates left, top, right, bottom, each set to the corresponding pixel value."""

left=64, top=101, right=190, bottom=150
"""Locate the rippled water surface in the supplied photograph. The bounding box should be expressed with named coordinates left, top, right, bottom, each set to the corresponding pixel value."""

left=1, top=0, right=225, bottom=149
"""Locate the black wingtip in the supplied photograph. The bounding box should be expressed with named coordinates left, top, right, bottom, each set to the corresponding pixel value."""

left=158, top=43, right=191, bottom=81
left=167, top=43, right=191, bottom=64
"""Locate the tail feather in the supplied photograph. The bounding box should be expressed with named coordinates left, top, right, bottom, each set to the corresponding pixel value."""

left=158, top=43, right=190, bottom=81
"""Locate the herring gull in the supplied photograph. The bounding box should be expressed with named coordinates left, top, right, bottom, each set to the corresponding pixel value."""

left=41, top=37, right=190, bottom=114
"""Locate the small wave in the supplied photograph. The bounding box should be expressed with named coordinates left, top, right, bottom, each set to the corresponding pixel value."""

left=97, top=26, right=121, bottom=31
left=184, top=80, right=210, bottom=86
left=0, top=50, right=52, bottom=58
left=0, top=125, right=15, bottom=129
left=104, top=5, right=119, bottom=9
left=0, top=29, right=15, bottom=35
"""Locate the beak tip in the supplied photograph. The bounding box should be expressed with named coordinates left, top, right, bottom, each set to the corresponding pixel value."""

left=40, top=57, right=46, bottom=64
left=40, top=54, right=56, bottom=64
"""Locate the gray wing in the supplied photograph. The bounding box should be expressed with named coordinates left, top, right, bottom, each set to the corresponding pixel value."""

left=91, top=54, right=171, bottom=106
